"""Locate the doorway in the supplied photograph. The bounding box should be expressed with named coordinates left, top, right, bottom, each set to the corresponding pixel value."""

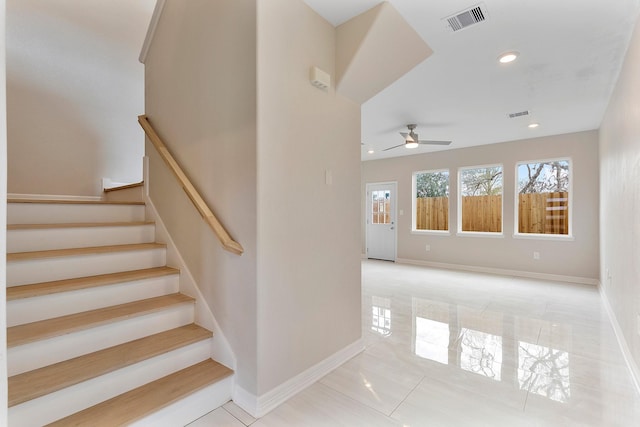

left=365, top=182, right=397, bottom=261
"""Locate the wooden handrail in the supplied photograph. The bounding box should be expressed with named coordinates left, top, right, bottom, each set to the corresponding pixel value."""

left=138, top=115, right=244, bottom=255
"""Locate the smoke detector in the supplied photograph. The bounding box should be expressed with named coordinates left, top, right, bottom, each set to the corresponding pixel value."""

left=444, top=3, right=489, bottom=32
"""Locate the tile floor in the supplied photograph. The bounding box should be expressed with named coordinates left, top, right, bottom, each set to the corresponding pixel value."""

left=189, top=260, right=640, bottom=426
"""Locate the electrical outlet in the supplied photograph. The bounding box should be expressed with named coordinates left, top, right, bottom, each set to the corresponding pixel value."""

left=637, top=314, right=640, bottom=336
left=533, top=251, right=540, bottom=260
left=425, top=244, right=431, bottom=252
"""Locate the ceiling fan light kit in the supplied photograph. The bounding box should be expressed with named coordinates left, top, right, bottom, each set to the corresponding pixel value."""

left=405, top=141, right=419, bottom=149
left=382, top=124, right=452, bottom=152
left=498, top=51, right=519, bottom=64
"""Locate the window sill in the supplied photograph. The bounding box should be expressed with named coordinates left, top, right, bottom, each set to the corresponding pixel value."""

left=411, top=230, right=451, bottom=236
left=512, top=233, right=575, bottom=241
left=456, top=232, right=504, bottom=238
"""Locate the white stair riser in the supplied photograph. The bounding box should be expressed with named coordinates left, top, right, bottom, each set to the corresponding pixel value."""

left=7, top=275, right=180, bottom=327
left=8, top=304, right=195, bottom=376
left=7, top=248, right=167, bottom=286
left=7, top=203, right=145, bottom=224
left=7, top=224, right=155, bottom=252
left=9, top=341, right=212, bottom=427
left=131, top=375, right=233, bottom=427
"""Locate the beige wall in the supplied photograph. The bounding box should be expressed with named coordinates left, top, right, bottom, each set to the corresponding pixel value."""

left=145, top=0, right=362, bottom=398
left=144, top=0, right=259, bottom=394
left=599, top=15, right=640, bottom=376
left=6, top=0, right=154, bottom=196
left=362, top=130, right=600, bottom=281
left=256, top=0, right=362, bottom=394
left=1, top=0, right=9, bottom=421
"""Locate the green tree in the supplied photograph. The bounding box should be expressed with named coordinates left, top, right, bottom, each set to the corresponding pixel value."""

left=460, top=167, right=503, bottom=196
left=416, top=171, right=449, bottom=197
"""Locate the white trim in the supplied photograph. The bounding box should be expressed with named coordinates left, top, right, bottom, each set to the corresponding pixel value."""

left=233, top=338, right=365, bottom=418
left=411, top=169, right=450, bottom=233
left=395, top=258, right=598, bottom=286
left=513, top=158, right=573, bottom=237
left=598, top=284, right=640, bottom=396
left=7, top=193, right=102, bottom=202
left=512, top=233, right=575, bottom=241
left=144, top=195, right=236, bottom=372
left=457, top=163, right=504, bottom=234
left=139, top=0, right=167, bottom=64
left=411, top=230, right=451, bottom=236
left=456, top=231, right=504, bottom=238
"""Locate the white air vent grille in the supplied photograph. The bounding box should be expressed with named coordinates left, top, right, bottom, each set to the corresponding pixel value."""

left=444, top=4, right=488, bottom=32
left=508, top=110, right=530, bottom=119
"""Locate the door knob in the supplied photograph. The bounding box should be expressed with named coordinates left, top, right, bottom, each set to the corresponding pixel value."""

left=390, top=227, right=394, bottom=230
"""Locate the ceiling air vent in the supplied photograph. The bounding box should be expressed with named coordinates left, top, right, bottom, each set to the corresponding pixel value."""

left=508, top=110, right=530, bottom=119
left=444, top=3, right=488, bottom=32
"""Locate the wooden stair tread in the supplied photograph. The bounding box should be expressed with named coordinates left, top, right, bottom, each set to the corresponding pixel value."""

left=7, top=221, right=154, bottom=230
left=7, top=267, right=179, bottom=301
left=7, top=243, right=166, bottom=262
left=47, top=359, right=233, bottom=426
left=103, top=181, right=144, bottom=193
left=7, top=198, right=144, bottom=205
left=7, top=293, right=194, bottom=348
left=9, top=324, right=212, bottom=407
left=63, top=362, right=232, bottom=424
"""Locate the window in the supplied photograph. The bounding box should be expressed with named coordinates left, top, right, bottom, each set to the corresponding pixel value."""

left=413, top=170, right=449, bottom=231
left=516, top=160, right=570, bottom=235
left=371, top=189, right=390, bottom=224
left=459, top=165, right=503, bottom=233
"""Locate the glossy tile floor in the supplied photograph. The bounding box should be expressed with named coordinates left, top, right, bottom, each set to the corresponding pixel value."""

left=190, top=260, right=640, bottom=426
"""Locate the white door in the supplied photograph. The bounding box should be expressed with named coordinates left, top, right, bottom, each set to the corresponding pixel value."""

left=366, top=182, right=397, bottom=261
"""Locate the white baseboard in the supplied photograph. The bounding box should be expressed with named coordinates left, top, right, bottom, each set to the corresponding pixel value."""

left=395, top=258, right=598, bottom=286
left=598, top=284, right=640, bottom=396
left=233, top=338, right=365, bottom=418
left=7, top=193, right=102, bottom=202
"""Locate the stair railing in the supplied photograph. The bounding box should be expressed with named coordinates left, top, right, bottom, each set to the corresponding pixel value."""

left=138, top=115, right=244, bottom=255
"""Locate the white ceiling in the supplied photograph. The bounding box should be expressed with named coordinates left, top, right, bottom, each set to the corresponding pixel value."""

left=303, top=0, right=640, bottom=161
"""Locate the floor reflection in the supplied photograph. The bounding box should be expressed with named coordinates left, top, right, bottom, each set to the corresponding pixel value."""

left=411, top=297, right=571, bottom=401
left=459, top=328, right=503, bottom=381
left=519, top=341, right=571, bottom=402
left=371, top=296, right=391, bottom=337
left=414, top=317, right=449, bottom=365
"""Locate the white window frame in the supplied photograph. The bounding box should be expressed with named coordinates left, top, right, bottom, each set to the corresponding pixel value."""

left=412, top=169, right=451, bottom=235
left=457, top=163, right=504, bottom=237
left=513, top=157, right=573, bottom=240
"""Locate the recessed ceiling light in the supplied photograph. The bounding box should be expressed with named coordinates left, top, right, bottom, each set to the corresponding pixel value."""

left=498, top=51, right=519, bottom=64
left=528, top=123, right=540, bottom=128
left=367, top=149, right=375, bottom=154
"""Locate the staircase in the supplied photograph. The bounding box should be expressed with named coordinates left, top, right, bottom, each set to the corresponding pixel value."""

left=6, top=196, right=233, bottom=426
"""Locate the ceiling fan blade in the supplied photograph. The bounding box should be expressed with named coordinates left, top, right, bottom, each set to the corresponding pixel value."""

left=418, top=140, right=452, bottom=145
left=383, top=143, right=406, bottom=151
left=399, top=132, right=409, bottom=138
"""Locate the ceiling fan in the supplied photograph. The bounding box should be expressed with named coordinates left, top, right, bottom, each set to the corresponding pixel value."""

left=383, top=124, right=452, bottom=151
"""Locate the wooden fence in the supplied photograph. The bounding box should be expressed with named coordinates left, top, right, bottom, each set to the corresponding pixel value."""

left=416, top=197, right=448, bottom=230
left=518, top=192, right=568, bottom=234
left=415, top=192, right=569, bottom=234
left=461, top=195, right=502, bottom=232
left=372, top=200, right=391, bottom=224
